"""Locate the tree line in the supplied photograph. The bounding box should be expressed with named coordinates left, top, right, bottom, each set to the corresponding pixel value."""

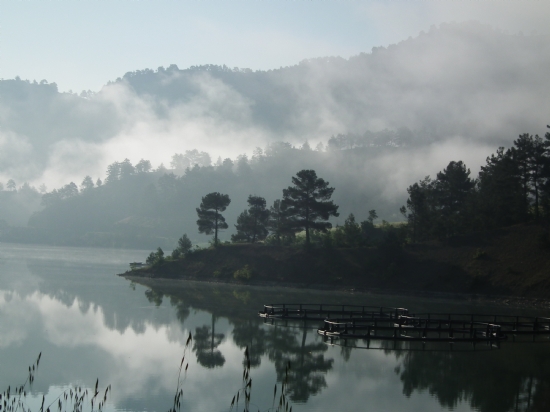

left=146, top=170, right=402, bottom=266
left=400, top=128, right=550, bottom=242
left=195, top=169, right=339, bottom=247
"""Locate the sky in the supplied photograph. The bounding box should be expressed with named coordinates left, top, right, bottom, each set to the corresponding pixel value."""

left=2, top=0, right=549, bottom=93
left=1, top=0, right=550, bottom=224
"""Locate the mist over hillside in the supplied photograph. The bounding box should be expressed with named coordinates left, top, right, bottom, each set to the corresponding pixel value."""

left=1, top=21, right=549, bottom=234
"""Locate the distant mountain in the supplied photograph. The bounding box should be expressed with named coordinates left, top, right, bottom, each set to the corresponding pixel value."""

left=1, top=21, right=549, bottom=228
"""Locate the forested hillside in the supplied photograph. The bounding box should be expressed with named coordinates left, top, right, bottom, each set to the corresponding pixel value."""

left=4, top=143, right=403, bottom=248
left=2, top=22, right=549, bottom=193
left=2, top=127, right=548, bottom=250
left=2, top=22, right=550, bottom=247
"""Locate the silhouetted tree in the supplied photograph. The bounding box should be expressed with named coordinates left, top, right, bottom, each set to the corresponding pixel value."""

left=282, top=170, right=339, bottom=246
left=542, top=126, right=550, bottom=221
left=401, top=177, right=435, bottom=242
left=434, top=161, right=475, bottom=236
left=511, top=134, right=550, bottom=221
left=267, top=199, right=294, bottom=245
left=235, top=154, right=252, bottom=177
left=105, top=161, right=121, bottom=183
left=171, top=234, right=192, bottom=258
left=342, top=213, right=362, bottom=247
left=477, top=147, right=524, bottom=228
left=119, top=158, right=135, bottom=179
left=171, top=150, right=211, bottom=173
left=232, top=195, right=269, bottom=243
left=58, top=182, right=79, bottom=199
left=196, top=192, right=231, bottom=245
left=6, top=179, right=16, bottom=191
left=135, top=159, right=152, bottom=173
left=80, top=176, right=94, bottom=192
left=146, top=247, right=165, bottom=266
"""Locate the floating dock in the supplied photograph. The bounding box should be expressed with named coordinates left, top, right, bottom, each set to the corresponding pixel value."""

left=258, top=303, right=550, bottom=342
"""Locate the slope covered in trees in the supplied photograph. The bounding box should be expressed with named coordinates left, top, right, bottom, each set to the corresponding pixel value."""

left=401, top=130, right=550, bottom=241
left=3, top=144, right=396, bottom=248
left=3, top=125, right=550, bottom=250
left=1, top=22, right=549, bottom=204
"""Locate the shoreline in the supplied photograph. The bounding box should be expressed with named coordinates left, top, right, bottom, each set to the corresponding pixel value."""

left=119, top=224, right=550, bottom=311
left=121, top=273, right=550, bottom=310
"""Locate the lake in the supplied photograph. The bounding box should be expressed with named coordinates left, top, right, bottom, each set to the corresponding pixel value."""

left=1, top=243, right=549, bottom=412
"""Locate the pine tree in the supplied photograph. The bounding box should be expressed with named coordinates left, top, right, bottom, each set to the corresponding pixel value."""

left=282, top=170, right=339, bottom=246
left=267, top=199, right=294, bottom=245
left=196, top=192, right=231, bottom=245
left=232, top=195, right=270, bottom=243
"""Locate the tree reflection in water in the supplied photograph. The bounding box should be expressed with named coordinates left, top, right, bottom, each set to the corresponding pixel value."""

left=393, top=341, right=550, bottom=412
left=141, top=282, right=550, bottom=412
left=232, top=319, right=267, bottom=367
left=267, top=322, right=333, bottom=403
left=233, top=318, right=334, bottom=402
left=193, top=313, right=226, bottom=368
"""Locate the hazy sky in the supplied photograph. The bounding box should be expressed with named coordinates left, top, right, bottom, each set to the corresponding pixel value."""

left=2, top=0, right=549, bottom=93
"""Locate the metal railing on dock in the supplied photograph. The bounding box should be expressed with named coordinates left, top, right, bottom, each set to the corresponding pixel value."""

left=410, top=313, right=550, bottom=335
left=259, top=303, right=550, bottom=343
left=259, top=303, right=409, bottom=321
left=318, top=317, right=506, bottom=342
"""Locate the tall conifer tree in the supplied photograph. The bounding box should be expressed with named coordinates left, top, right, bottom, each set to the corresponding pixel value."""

left=282, top=170, right=339, bottom=246
left=196, top=192, right=231, bottom=245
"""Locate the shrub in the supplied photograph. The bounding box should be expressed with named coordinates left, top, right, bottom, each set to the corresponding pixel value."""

left=234, top=265, right=253, bottom=280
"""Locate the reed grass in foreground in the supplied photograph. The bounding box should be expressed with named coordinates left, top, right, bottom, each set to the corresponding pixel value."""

left=3, top=334, right=291, bottom=412
left=1, top=353, right=111, bottom=412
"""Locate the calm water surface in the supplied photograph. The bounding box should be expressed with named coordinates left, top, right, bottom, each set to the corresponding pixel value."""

left=1, top=243, right=549, bottom=412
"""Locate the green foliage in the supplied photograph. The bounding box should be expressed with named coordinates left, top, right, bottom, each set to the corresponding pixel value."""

left=342, top=213, right=362, bottom=247
left=171, top=234, right=193, bottom=258
left=146, top=247, right=165, bottom=266
left=401, top=131, right=550, bottom=243
left=232, top=195, right=269, bottom=243
left=196, top=192, right=231, bottom=245
left=266, top=199, right=295, bottom=245
left=234, top=265, right=253, bottom=280
left=282, top=169, right=339, bottom=246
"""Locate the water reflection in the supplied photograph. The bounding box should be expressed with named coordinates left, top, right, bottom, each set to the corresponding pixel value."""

left=141, top=279, right=550, bottom=411
left=396, top=343, right=550, bottom=412
left=1, top=243, right=550, bottom=412
left=194, top=314, right=226, bottom=368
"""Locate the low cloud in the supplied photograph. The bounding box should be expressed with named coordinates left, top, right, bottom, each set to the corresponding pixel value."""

left=0, top=22, right=548, bottom=209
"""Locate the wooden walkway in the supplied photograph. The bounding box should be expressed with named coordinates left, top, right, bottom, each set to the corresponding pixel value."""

left=258, top=303, right=550, bottom=342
